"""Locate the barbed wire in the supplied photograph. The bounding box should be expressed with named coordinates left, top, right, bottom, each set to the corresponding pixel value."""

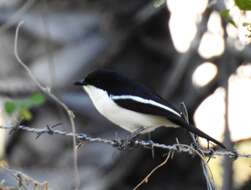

left=0, top=124, right=250, bottom=159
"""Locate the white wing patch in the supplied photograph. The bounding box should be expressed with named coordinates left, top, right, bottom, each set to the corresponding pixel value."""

left=111, top=95, right=181, bottom=117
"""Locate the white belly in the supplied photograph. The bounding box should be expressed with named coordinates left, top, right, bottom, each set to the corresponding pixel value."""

left=83, top=85, right=176, bottom=133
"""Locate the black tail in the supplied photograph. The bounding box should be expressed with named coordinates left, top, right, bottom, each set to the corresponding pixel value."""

left=184, top=124, right=226, bottom=149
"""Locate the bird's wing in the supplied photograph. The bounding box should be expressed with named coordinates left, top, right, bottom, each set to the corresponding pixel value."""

left=110, top=94, right=184, bottom=125
left=111, top=95, right=226, bottom=149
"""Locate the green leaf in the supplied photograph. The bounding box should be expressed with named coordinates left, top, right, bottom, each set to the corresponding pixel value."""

left=3, top=92, right=45, bottom=121
left=235, top=0, right=251, bottom=10
left=4, top=101, right=16, bottom=114
left=30, top=93, right=46, bottom=106
left=220, top=9, right=237, bottom=27
left=16, top=93, right=46, bottom=109
left=19, top=108, right=32, bottom=121
left=229, top=20, right=237, bottom=27
left=220, top=9, right=231, bottom=19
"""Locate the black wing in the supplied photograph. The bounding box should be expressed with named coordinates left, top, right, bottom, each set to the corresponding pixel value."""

left=104, top=71, right=225, bottom=148
left=111, top=96, right=225, bottom=149
left=111, top=96, right=184, bottom=126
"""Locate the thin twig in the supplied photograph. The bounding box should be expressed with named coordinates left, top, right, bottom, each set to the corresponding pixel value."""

left=201, top=160, right=215, bottom=190
left=133, top=152, right=171, bottom=190
left=180, top=102, right=215, bottom=190
left=14, top=21, right=80, bottom=190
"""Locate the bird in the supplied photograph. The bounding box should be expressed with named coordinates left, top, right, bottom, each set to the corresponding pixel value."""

left=74, top=69, right=225, bottom=149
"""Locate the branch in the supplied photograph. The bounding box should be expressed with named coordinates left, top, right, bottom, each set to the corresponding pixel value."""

left=180, top=102, right=215, bottom=190
left=14, top=21, right=80, bottom=189
left=133, top=152, right=172, bottom=190
left=0, top=125, right=248, bottom=159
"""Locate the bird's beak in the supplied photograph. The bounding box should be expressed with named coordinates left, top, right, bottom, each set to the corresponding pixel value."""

left=74, top=80, right=87, bottom=86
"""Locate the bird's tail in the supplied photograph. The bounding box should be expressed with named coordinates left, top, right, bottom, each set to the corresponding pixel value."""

left=185, top=124, right=226, bottom=149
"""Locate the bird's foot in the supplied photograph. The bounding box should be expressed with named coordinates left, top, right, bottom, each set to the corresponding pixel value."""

left=191, top=141, right=201, bottom=150
left=117, top=127, right=145, bottom=150
left=131, top=127, right=145, bottom=139
left=118, top=139, right=135, bottom=150
left=190, top=141, right=205, bottom=156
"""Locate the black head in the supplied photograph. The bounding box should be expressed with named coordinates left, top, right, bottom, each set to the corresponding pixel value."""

left=74, top=70, right=110, bottom=86
left=75, top=69, right=181, bottom=111
left=75, top=69, right=159, bottom=98
left=75, top=69, right=131, bottom=92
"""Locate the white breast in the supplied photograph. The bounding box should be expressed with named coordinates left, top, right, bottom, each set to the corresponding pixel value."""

left=83, top=85, right=177, bottom=133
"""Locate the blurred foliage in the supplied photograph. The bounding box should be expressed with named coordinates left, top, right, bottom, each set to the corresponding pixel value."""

left=0, top=186, right=18, bottom=190
left=153, top=0, right=165, bottom=8
left=235, top=0, right=251, bottom=10
left=4, top=93, right=45, bottom=121
left=0, top=160, right=8, bottom=168
left=0, top=181, right=17, bottom=190
left=220, top=9, right=237, bottom=27
left=208, top=140, right=251, bottom=190
left=243, top=22, right=251, bottom=41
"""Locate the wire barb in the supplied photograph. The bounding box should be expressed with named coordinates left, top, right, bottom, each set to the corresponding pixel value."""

left=0, top=124, right=250, bottom=158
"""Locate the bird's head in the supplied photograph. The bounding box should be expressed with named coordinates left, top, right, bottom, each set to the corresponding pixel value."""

left=74, top=69, right=125, bottom=92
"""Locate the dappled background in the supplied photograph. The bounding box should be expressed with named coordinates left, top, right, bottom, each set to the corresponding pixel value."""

left=0, top=0, right=251, bottom=189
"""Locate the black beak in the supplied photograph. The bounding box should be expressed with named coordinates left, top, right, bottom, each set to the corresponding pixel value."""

left=74, top=80, right=87, bottom=86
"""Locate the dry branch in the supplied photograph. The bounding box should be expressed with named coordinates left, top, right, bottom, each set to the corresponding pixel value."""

left=133, top=152, right=172, bottom=190
left=181, top=102, right=215, bottom=190
left=14, top=21, right=80, bottom=190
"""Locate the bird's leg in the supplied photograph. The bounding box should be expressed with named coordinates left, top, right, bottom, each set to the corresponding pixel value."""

left=190, top=133, right=201, bottom=149
left=147, top=132, right=151, bottom=141
left=131, top=127, right=145, bottom=139
left=119, top=127, right=145, bottom=150
left=146, top=132, right=156, bottom=159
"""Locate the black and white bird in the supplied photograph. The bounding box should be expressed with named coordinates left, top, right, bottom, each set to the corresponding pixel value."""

left=75, top=69, right=225, bottom=148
